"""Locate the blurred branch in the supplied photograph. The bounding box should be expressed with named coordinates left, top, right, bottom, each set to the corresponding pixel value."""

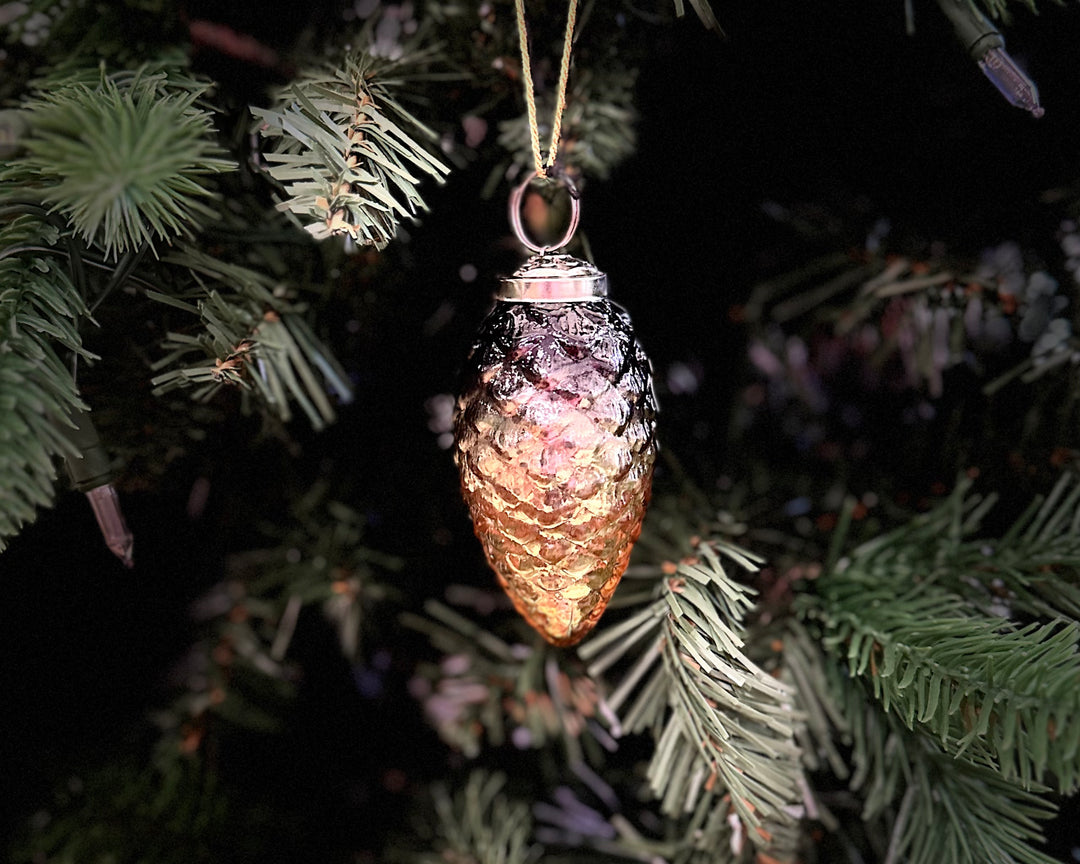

left=496, top=64, right=638, bottom=183
left=419, top=770, right=538, bottom=864
left=3, top=66, right=233, bottom=258
left=18, top=753, right=237, bottom=864
left=405, top=596, right=618, bottom=764
left=155, top=485, right=400, bottom=755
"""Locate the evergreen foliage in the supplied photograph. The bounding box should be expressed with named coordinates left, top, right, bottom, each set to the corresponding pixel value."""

left=496, top=64, right=638, bottom=181
left=799, top=479, right=1080, bottom=793
left=578, top=534, right=803, bottom=856
left=789, top=620, right=1064, bottom=864
left=419, top=771, right=536, bottom=864
left=8, top=68, right=232, bottom=257
left=0, top=215, right=91, bottom=549
left=148, top=246, right=353, bottom=429
left=1, top=0, right=185, bottom=74
left=252, top=50, right=450, bottom=245
left=17, top=755, right=234, bottom=864
left=153, top=486, right=400, bottom=748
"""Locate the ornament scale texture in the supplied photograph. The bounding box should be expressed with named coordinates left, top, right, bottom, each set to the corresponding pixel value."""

left=455, top=255, right=657, bottom=646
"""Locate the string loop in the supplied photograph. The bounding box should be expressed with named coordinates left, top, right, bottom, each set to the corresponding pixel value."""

left=514, top=0, right=579, bottom=178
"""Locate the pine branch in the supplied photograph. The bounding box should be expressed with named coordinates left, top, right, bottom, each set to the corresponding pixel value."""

left=227, top=491, right=401, bottom=660
left=496, top=65, right=638, bottom=182
left=0, top=216, right=93, bottom=550
left=2, top=0, right=188, bottom=71
left=865, top=474, right=1080, bottom=623
left=419, top=770, right=538, bottom=864
left=892, top=753, right=1060, bottom=864
left=404, top=597, right=617, bottom=763
left=405, top=588, right=774, bottom=863
left=5, top=66, right=233, bottom=258
left=148, top=245, right=353, bottom=430
left=16, top=490, right=397, bottom=862
left=17, top=753, right=236, bottom=864
left=981, top=473, right=1080, bottom=619
left=791, top=621, right=1061, bottom=864
left=407, top=577, right=793, bottom=863
left=156, top=488, right=399, bottom=752
left=782, top=620, right=851, bottom=783
left=252, top=47, right=450, bottom=247
left=538, top=783, right=748, bottom=864
left=578, top=526, right=804, bottom=858
left=744, top=219, right=1078, bottom=410
left=799, top=478, right=1080, bottom=794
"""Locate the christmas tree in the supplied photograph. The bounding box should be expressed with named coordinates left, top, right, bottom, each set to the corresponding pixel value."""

left=3, top=1, right=1080, bottom=862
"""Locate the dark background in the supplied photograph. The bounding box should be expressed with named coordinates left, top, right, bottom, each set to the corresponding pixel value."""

left=3, top=0, right=1080, bottom=860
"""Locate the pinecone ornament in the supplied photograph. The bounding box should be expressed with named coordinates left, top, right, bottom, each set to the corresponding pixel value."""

left=455, top=254, right=657, bottom=646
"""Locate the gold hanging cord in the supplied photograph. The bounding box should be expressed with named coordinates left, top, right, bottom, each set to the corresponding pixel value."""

left=514, top=0, right=579, bottom=177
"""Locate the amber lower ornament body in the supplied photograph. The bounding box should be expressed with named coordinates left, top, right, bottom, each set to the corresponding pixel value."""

left=455, top=258, right=656, bottom=646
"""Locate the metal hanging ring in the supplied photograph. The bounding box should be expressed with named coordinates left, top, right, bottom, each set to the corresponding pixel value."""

left=508, top=171, right=580, bottom=254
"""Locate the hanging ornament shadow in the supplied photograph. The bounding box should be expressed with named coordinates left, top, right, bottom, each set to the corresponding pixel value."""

left=454, top=175, right=657, bottom=646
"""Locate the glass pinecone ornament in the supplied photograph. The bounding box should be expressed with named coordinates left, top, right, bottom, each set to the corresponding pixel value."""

left=455, top=253, right=657, bottom=646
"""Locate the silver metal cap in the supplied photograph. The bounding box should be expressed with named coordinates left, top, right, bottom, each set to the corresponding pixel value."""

left=497, top=254, right=608, bottom=302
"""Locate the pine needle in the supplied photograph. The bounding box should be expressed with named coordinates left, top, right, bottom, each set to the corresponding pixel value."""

left=421, top=771, right=537, bottom=864
left=496, top=65, right=638, bottom=181
left=801, top=475, right=1080, bottom=793
left=148, top=246, right=352, bottom=430
left=8, top=67, right=233, bottom=258
left=253, top=50, right=449, bottom=248
left=580, top=523, right=804, bottom=858
left=0, top=217, right=90, bottom=548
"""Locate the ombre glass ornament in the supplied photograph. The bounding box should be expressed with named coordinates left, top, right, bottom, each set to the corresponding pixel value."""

left=455, top=176, right=657, bottom=645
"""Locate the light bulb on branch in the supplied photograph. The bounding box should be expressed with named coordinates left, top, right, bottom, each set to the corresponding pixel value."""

left=62, top=406, right=134, bottom=567
left=937, top=0, right=1043, bottom=117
